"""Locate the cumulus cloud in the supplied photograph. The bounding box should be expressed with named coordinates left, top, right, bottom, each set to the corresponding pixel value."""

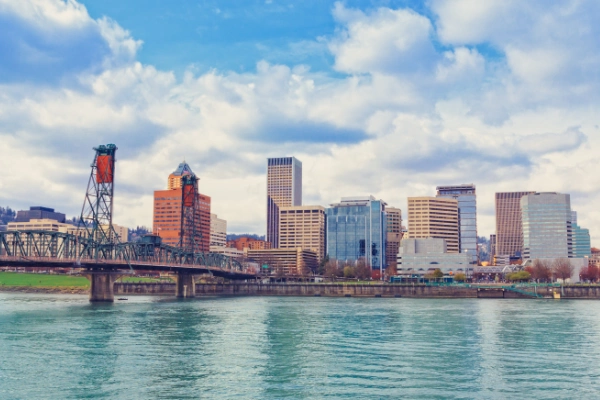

left=0, top=0, right=598, bottom=242
left=329, top=3, right=436, bottom=75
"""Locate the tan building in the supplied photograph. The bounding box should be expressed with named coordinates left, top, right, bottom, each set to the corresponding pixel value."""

left=279, top=205, right=326, bottom=261
left=495, top=191, right=535, bottom=259
left=245, top=248, right=317, bottom=275
left=407, top=197, right=459, bottom=253
left=210, top=214, right=227, bottom=248
left=8, top=219, right=128, bottom=241
left=210, top=245, right=243, bottom=258
left=385, top=207, right=402, bottom=270
left=8, top=219, right=71, bottom=233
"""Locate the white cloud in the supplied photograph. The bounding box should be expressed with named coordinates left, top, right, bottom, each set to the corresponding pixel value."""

left=0, top=0, right=599, bottom=245
left=329, top=3, right=435, bottom=74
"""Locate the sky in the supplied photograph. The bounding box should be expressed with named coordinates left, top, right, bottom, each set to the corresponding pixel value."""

left=0, top=0, right=599, bottom=241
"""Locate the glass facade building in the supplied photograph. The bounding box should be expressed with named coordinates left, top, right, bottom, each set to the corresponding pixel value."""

left=436, top=184, right=477, bottom=262
left=326, top=196, right=386, bottom=278
left=571, top=213, right=591, bottom=258
left=521, top=193, right=572, bottom=261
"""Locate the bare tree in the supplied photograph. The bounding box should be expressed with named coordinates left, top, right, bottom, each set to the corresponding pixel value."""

left=530, top=259, right=552, bottom=282
left=355, top=257, right=372, bottom=281
left=324, top=259, right=341, bottom=282
left=553, top=258, right=574, bottom=282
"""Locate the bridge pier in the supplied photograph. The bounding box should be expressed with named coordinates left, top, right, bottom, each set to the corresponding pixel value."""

left=84, top=271, right=122, bottom=302
left=175, top=273, right=196, bottom=298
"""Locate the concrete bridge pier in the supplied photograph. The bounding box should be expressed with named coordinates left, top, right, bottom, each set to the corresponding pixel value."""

left=84, top=271, right=122, bottom=302
left=175, top=273, right=196, bottom=298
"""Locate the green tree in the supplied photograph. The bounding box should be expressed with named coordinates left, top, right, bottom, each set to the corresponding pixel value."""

left=506, top=271, right=531, bottom=282
left=343, top=265, right=355, bottom=278
left=454, top=273, right=466, bottom=282
left=433, top=269, right=444, bottom=279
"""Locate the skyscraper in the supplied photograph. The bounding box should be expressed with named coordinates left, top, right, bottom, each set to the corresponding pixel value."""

left=267, top=157, right=302, bottom=248
left=436, top=184, right=477, bottom=261
left=571, top=211, right=591, bottom=258
left=521, top=192, right=572, bottom=261
left=495, top=191, right=535, bottom=260
left=153, top=162, right=211, bottom=252
left=326, top=196, right=386, bottom=279
left=407, top=197, right=459, bottom=253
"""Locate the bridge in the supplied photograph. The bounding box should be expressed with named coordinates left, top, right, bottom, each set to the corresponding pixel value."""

left=0, top=144, right=256, bottom=301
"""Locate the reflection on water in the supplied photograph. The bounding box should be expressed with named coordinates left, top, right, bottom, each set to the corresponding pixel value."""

left=1, top=293, right=600, bottom=399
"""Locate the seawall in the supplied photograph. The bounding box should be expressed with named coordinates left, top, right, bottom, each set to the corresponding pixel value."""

left=113, top=283, right=600, bottom=299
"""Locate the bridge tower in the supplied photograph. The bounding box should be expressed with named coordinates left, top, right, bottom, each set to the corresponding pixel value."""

left=180, top=173, right=201, bottom=254
left=78, top=144, right=121, bottom=259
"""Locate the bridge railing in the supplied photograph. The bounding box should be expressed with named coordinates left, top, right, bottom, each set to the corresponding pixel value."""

left=0, top=255, right=253, bottom=275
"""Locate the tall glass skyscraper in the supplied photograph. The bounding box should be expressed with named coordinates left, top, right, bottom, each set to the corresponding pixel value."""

left=326, top=196, right=386, bottom=279
left=571, top=211, right=591, bottom=258
left=521, top=192, right=572, bottom=261
left=436, top=184, right=477, bottom=262
left=266, top=157, right=302, bottom=248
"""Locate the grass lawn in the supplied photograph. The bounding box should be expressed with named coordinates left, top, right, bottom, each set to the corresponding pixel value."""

left=0, top=272, right=90, bottom=288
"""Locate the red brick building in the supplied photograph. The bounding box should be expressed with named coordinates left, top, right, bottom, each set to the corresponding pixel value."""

left=153, top=162, right=211, bottom=252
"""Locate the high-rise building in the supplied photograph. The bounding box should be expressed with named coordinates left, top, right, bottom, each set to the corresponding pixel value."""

left=436, top=184, right=477, bottom=261
left=570, top=211, right=591, bottom=258
left=326, top=196, right=386, bottom=279
left=407, top=197, right=459, bottom=253
left=266, top=157, right=302, bottom=248
left=279, top=205, right=326, bottom=262
left=210, top=214, right=227, bottom=248
left=495, top=191, right=535, bottom=260
left=521, top=192, right=572, bottom=261
left=153, top=162, right=211, bottom=252
left=385, top=207, right=402, bottom=271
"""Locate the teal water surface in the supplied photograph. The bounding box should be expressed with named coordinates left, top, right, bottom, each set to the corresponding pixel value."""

left=1, top=293, right=599, bottom=399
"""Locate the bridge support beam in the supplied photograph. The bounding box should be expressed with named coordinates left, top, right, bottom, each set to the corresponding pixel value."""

left=175, top=273, right=196, bottom=298
left=84, top=271, right=122, bottom=302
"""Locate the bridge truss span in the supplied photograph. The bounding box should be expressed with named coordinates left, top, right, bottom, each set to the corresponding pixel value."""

left=0, top=230, right=250, bottom=277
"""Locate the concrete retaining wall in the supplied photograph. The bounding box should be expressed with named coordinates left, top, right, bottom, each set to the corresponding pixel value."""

left=113, top=282, right=600, bottom=299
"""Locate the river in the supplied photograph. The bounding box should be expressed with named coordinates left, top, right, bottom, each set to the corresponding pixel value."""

left=1, top=293, right=599, bottom=399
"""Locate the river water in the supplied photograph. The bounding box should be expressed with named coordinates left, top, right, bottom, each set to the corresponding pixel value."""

left=1, top=293, right=599, bottom=399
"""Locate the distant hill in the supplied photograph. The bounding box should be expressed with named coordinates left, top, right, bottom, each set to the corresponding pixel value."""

left=0, top=206, right=16, bottom=225
left=226, top=233, right=265, bottom=241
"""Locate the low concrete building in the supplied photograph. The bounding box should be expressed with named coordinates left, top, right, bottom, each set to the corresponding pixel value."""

left=210, top=246, right=243, bottom=258
left=397, top=238, right=472, bottom=277
left=245, top=248, right=318, bottom=275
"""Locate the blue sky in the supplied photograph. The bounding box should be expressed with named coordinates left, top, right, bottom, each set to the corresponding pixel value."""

left=80, top=0, right=433, bottom=75
left=0, top=0, right=599, bottom=240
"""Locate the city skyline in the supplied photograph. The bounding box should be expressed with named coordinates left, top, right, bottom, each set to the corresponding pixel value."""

left=0, top=1, right=598, bottom=242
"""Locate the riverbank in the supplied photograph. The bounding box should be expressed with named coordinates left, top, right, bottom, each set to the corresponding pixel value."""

left=3, top=273, right=600, bottom=299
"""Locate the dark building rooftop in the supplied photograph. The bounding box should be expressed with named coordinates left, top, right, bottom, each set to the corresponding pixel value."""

left=15, top=206, right=66, bottom=223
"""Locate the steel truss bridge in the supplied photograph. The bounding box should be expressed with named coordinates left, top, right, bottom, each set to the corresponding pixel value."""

left=0, top=230, right=251, bottom=278
left=0, top=143, right=255, bottom=301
